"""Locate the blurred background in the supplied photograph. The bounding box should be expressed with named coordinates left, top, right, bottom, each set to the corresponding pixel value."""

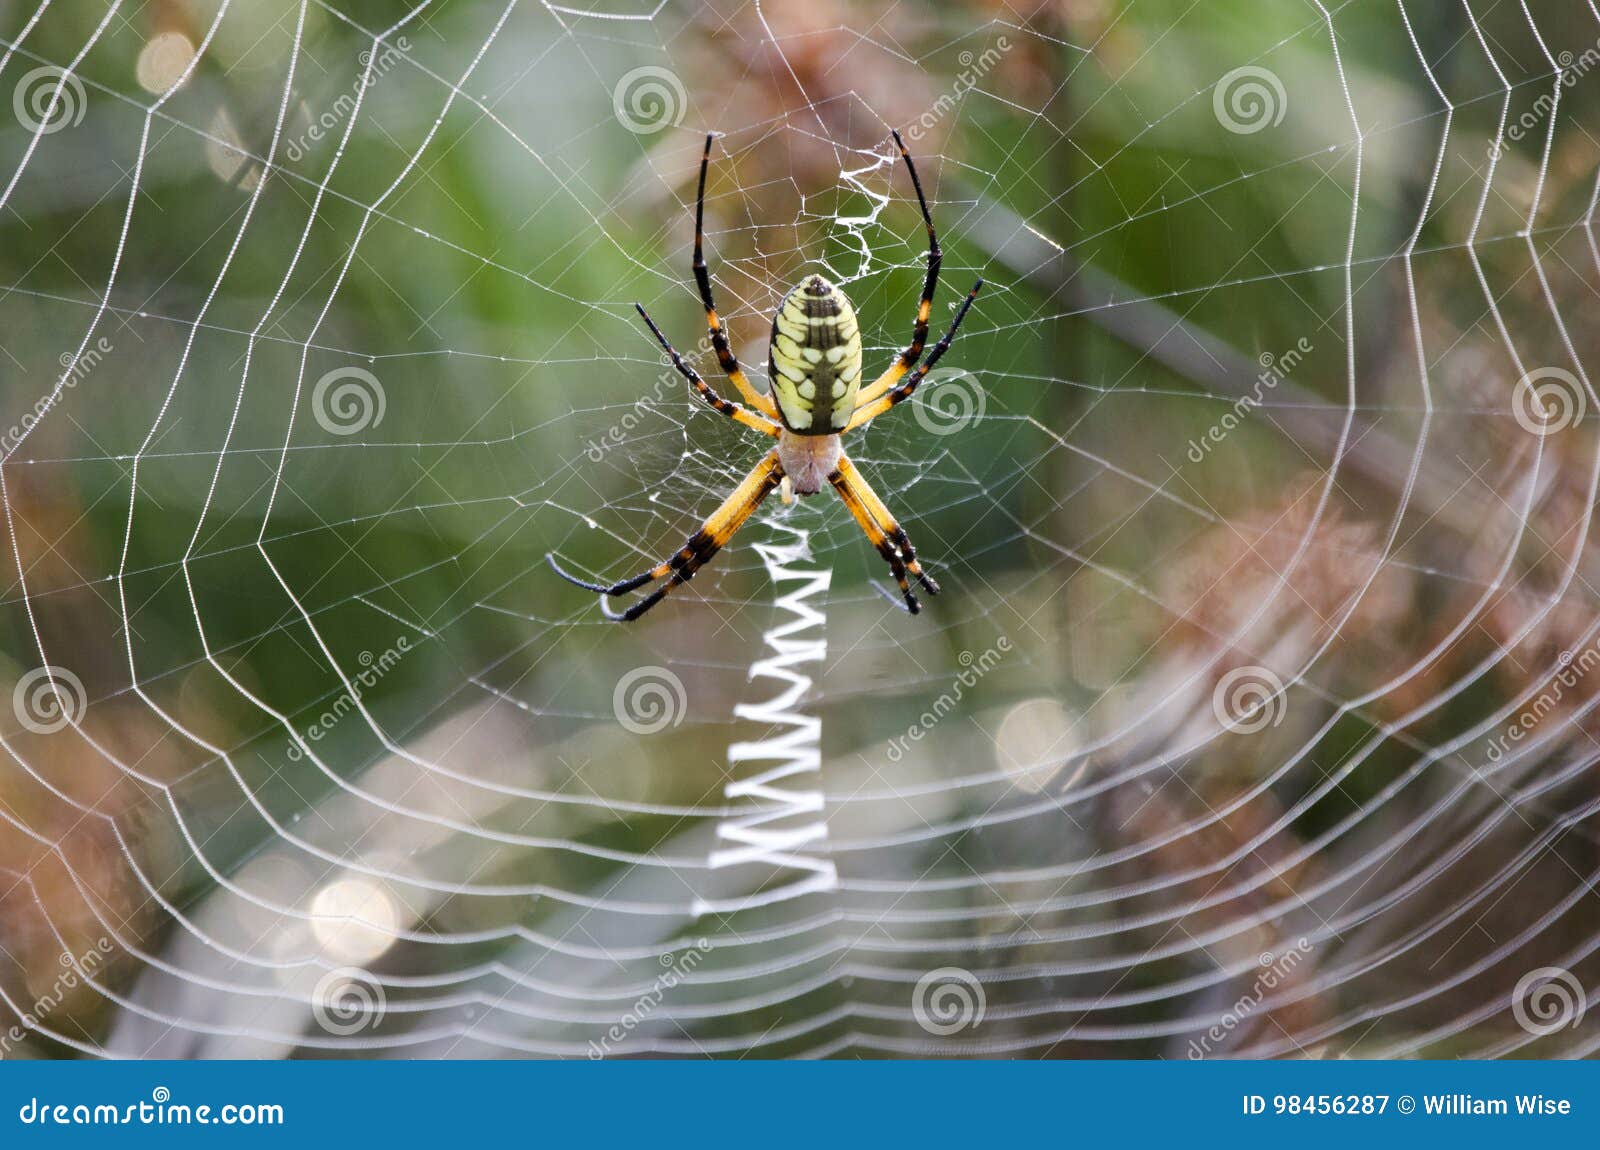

left=2, top=0, right=1600, bottom=1058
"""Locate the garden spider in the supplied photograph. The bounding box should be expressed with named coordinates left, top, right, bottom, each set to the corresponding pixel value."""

left=549, top=130, right=981, bottom=622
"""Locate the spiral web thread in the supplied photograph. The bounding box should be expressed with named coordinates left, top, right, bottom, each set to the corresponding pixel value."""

left=0, top=0, right=1597, bottom=1058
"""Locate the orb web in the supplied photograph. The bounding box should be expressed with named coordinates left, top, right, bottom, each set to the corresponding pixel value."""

left=0, top=0, right=1598, bottom=1059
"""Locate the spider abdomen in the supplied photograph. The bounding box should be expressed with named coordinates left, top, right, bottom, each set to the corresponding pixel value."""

left=768, top=274, right=863, bottom=435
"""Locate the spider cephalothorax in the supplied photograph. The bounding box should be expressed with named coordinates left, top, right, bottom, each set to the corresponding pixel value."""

left=550, top=130, right=981, bottom=621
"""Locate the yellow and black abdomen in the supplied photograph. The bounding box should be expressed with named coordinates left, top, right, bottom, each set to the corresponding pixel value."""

left=767, top=274, right=863, bottom=435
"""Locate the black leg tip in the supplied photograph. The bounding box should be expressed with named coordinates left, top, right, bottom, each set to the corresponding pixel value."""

left=634, top=304, right=670, bottom=349
left=870, top=580, right=924, bottom=616
left=609, top=588, right=664, bottom=623
left=548, top=552, right=608, bottom=594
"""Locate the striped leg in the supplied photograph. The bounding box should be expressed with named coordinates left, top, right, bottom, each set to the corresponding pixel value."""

left=549, top=449, right=783, bottom=622
left=854, top=128, right=943, bottom=408
left=693, top=134, right=779, bottom=418
left=635, top=304, right=779, bottom=437
left=846, top=280, right=981, bottom=432
left=829, top=452, right=940, bottom=614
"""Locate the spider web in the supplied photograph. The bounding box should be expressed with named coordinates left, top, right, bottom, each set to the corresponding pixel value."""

left=2, top=0, right=1600, bottom=1059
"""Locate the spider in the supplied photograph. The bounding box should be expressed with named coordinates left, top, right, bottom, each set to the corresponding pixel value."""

left=549, top=130, right=981, bottom=622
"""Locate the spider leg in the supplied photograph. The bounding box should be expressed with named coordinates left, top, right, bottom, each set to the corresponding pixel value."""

left=830, top=469, right=917, bottom=613
left=828, top=452, right=940, bottom=614
left=693, top=134, right=780, bottom=419
left=854, top=128, right=943, bottom=409
left=548, top=448, right=783, bottom=622
left=846, top=280, right=981, bottom=432
left=635, top=304, right=780, bottom=437
left=835, top=454, right=941, bottom=596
